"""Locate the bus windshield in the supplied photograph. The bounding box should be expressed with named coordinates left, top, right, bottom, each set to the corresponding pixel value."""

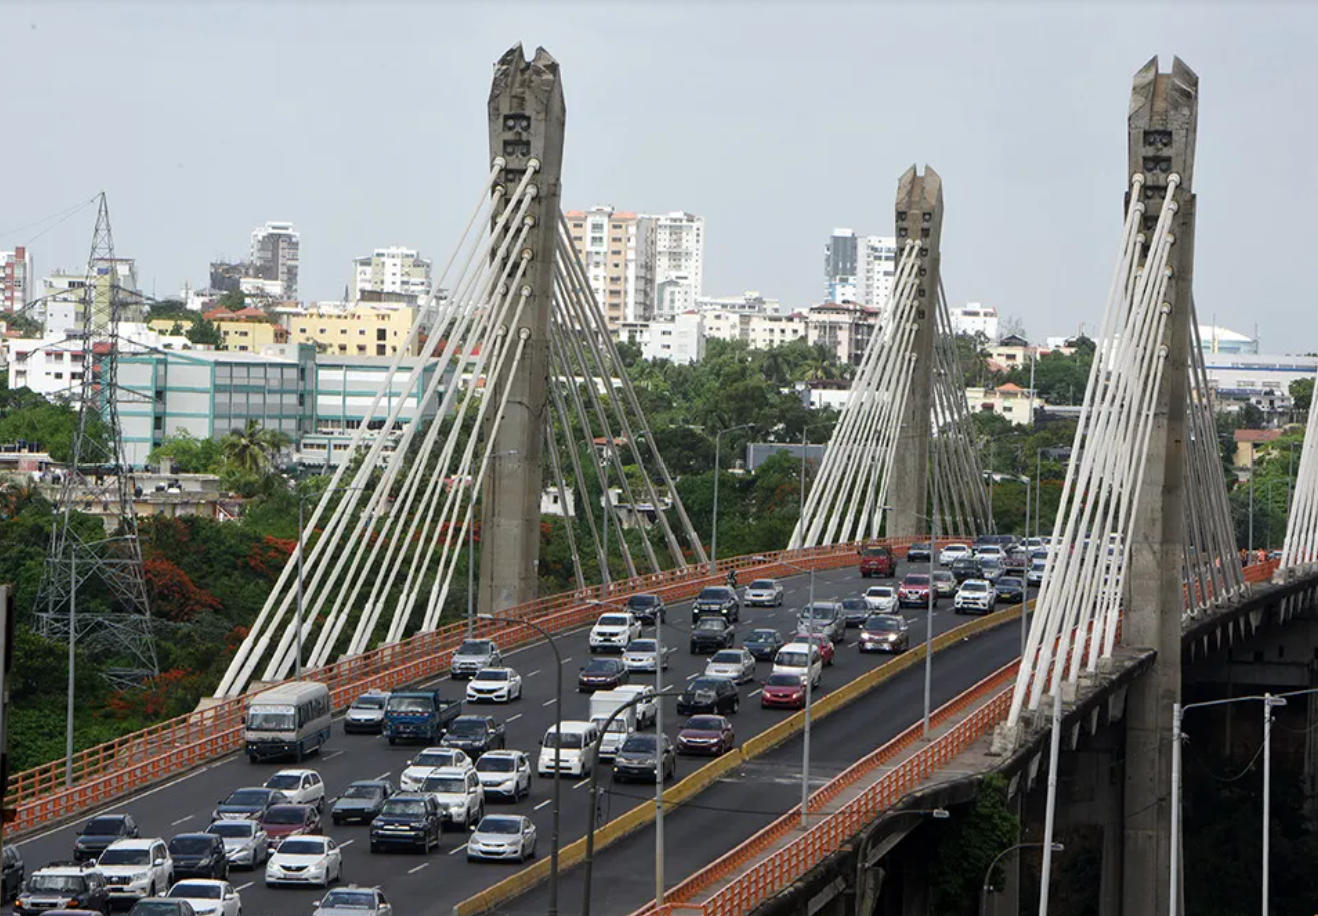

left=247, top=705, right=295, bottom=731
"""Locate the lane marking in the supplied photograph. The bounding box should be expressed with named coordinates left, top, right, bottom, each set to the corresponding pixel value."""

left=534, top=799, right=551, bottom=811
left=506, top=713, right=523, bottom=723
left=542, top=698, right=557, bottom=707
left=749, top=689, right=763, bottom=698
left=686, top=672, right=699, bottom=680
left=449, top=843, right=468, bottom=856
left=374, top=771, right=392, bottom=780
left=322, top=750, right=345, bottom=761
left=170, top=815, right=194, bottom=826
left=408, top=862, right=431, bottom=874
left=338, top=838, right=355, bottom=848
left=236, top=881, right=254, bottom=891
left=562, top=656, right=573, bottom=663
left=526, top=669, right=542, bottom=677
left=572, top=777, right=591, bottom=789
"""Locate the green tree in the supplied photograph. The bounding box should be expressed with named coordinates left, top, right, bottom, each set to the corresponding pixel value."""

left=186, top=319, right=223, bottom=346
left=222, top=419, right=291, bottom=476
left=929, top=774, right=1020, bottom=914
left=217, top=289, right=246, bottom=312
left=1290, top=377, right=1312, bottom=415
left=148, top=432, right=226, bottom=474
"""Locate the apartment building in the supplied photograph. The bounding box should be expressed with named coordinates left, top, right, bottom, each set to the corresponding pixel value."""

left=352, top=247, right=433, bottom=302
left=614, top=312, right=706, bottom=365
left=565, top=206, right=656, bottom=327
left=250, top=221, right=300, bottom=299
left=281, top=301, right=419, bottom=357
left=651, top=212, right=704, bottom=318
left=2, top=247, right=33, bottom=312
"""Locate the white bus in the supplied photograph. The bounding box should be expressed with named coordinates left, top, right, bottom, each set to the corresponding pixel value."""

left=244, top=681, right=332, bottom=763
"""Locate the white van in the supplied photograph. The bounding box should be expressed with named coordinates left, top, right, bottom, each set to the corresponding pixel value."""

left=610, top=684, right=658, bottom=728
left=772, top=643, right=822, bottom=689
left=589, top=690, right=639, bottom=759
left=537, top=720, right=600, bottom=777
left=245, top=681, right=332, bottom=763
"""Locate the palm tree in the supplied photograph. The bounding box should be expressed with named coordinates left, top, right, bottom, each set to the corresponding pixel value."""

left=222, top=420, right=291, bottom=476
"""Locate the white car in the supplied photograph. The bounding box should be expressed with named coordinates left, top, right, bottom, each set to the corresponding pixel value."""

left=954, top=579, right=998, bottom=614
left=465, top=667, right=523, bottom=703
left=467, top=814, right=538, bottom=863
left=420, top=766, right=485, bottom=827
left=98, top=838, right=174, bottom=901
left=263, top=768, right=326, bottom=809
left=704, top=648, right=757, bottom=684
left=743, top=578, right=785, bottom=607
left=589, top=612, right=642, bottom=653
left=474, top=750, right=532, bottom=801
left=168, top=878, right=243, bottom=916
left=1027, top=560, right=1047, bottom=587
left=938, top=543, right=973, bottom=566
left=315, top=887, right=394, bottom=916
left=973, top=544, right=1005, bottom=560
left=611, top=684, right=659, bottom=728
left=265, top=835, right=343, bottom=887
left=773, top=643, right=822, bottom=689
left=205, top=819, right=269, bottom=868
left=399, top=747, right=473, bottom=792
left=863, top=585, right=898, bottom=612
left=623, top=638, right=673, bottom=672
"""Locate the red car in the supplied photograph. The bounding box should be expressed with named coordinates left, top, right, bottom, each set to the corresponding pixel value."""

left=858, top=544, right=894, bottom=578
left=898, top=573, right=935, bottom=609
left=761, top=672, right=808, bottom=709
left=676, top=715, right=736, bottom=756
left=261, top=803, right=322, bottom=847
left=797, top=633, right=835, bottom=667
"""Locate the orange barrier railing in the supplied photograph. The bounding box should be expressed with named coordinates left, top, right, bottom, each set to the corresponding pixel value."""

left=7, top=538, right=933, bottom=835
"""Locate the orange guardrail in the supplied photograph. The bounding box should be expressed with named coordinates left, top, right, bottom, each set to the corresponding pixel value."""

left=6, top=537, right=939, bottom=835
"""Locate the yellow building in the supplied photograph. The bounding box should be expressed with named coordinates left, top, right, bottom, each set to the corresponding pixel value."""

left=283, top=303, right=418, bottom=357
left=216, top=319, right=288, bottom=352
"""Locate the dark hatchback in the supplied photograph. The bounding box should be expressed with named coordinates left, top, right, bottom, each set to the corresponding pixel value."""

left=167, top=833, right=228, bottom=880
left=676, top=715, right=735, bottom=756
left=577, top=657, right=629, bottom=693
left=624, top=593, right=665, bottom=625
left=261, top=804, right=322, bottom=847
left=612, top=733, right=676, bottom=783
left=906, top=542, right=932, bottom=563
left=331, top=780, right=395, bottom=825
left=743, top=628, right=785, bottom=661
left=690, top=586, right=740, bottom=623
left=73, top=814, right=140, bottom=861
left=369, top=794, right=443, bottom=853
left=840, top=597, right=871, bottom=627
left=996, top=577, right=1026, bottom=603
left=441, top=715, right=506, bottom=754
left=212, top=787, right=288, bottom=822
left=676, top=677, right=740, bottom=716
left=950, top=557, right=984, bottom=583
left=689, top=616, right=735, bottom=654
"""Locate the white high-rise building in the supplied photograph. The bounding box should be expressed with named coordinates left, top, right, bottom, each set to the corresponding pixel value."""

left=352, top=247, right=432, bottom=302
left=565, top=206, right=656, bottom=327
left=250, top=221, right=300, bottom=300
left=824, top=228, right=858, bottom=303
left=649, top=212, right=704, bottom=318
left=948, top=302, right=999, bottom=340
left=858, top=236, right=897, bottom=308
left=2, top=247, right=34, bottom=313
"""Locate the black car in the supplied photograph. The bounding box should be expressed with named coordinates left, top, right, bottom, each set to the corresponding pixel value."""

left=676, top=677, right=740, bottom=716
left=167, top=833, right=228, bottom=880
left=950, top=557, right=984, bottom=583
left=624, top=593, right=665, bottom=625
left=2, top=845, right=23, bottom=900
left=73, top=814, right=140, bottom=861
left=15, top=862, right=110, bottom=915
left=370, top=794, right=443, bottom=853
left=996, top=576, right=1026, bottom=604
left=331, top=779, right=395, bottom=825
left=127, top=902, right=197, bottom=916
left=440, top=715, right=507, bottom=754
left=212, top=787, right=289, bottom=823
left=839, top=597, right=870, bottom=627
left=577, top=657, right=629, bottom=693
left=689, top=616, right=735, bottom=654
left=690, top=586, right=740, bottom=623
left=907, top=542, right=932, bottom=563
left=743, top=628, right=785, bottom=661
left=611, top=733, right=676, bottom=783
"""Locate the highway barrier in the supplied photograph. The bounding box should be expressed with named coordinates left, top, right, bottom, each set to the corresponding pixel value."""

left=7, top=539, right=939, bottom=837
left=452, top=595, right=1028, bottom=915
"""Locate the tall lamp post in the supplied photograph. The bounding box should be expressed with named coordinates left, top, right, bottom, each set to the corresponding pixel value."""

left=983, top=842, right=1063, bottom=916
left=296, top=484, right=366, bottom=680
left=710, top=424, right=752, bottom=573
left=796, top=421, right=833, bottom=550
left=478, top=613, right=565, bottom=916
left=776, top=558, right=817, bottom=829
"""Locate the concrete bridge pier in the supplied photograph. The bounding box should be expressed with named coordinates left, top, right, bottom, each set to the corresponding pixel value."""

left=1051, top=731, right=1125, bottom=916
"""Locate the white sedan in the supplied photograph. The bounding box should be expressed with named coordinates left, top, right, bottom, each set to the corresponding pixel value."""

left=399, top=747, right=473, bottom=792
left=467, top=815, right=538, bottom=863
left=623, top=638, right=673, bottom=672
left=938, top=543, right=973, bottom=566
left=167, top=879, right=243, bottom=916
left=263, top=768, right=325, bottom=808
left=465, top=667, right=523, bottom=703
left=265, top=835, right=343, bottom=888
left=743, top=578, right=785, bottom=607
left=704, top=648, right=757, bottom=684
left=863, top=585, right=898, bottom=612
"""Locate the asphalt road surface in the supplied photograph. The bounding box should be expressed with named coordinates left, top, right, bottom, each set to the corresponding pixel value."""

left=7, top=560, right=1030, bottom=916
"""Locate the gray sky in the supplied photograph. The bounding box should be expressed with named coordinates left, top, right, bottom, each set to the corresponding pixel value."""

left=5, top=0, right=1314, bottom=351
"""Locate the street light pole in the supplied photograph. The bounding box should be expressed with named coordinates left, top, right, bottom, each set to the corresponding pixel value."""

left=983, top=842, right=1062, bottom=916
left=710, top=424, right=751, bottom=573
left=776, top=558, right=818, bottom=831
left=1248, top=466, right=1255, bottom=556
left=1262, top=693, right=1285, bottom=916
left=925, top=435, right=939, bottom=736
left=296, top=495, right=305, bottom=681
left=654, top=597, right=666, bottom=906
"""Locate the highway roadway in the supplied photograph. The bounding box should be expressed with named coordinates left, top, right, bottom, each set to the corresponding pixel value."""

left=8, top=560, right=1029, bottom=916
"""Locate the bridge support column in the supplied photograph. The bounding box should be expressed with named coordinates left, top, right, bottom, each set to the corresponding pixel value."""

left=1055, top=740, right=1125, bottom=916
left=1119, top=56, right=1199, bottom=916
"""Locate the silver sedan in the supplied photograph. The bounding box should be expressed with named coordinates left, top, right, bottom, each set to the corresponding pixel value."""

left=623, top=638, right=673, bottom=672
left=743, top=578, right=785, bottom=607
left=704, top=648, right=757, bottom=684
left=466, top=815, right=538, bottom=863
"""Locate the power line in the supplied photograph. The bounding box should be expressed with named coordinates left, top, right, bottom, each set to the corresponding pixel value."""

left=0, top=195, right=99, bottom=244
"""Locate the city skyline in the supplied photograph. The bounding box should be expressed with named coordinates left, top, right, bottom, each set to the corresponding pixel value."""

left=3, top=1, right=1315, bottom=351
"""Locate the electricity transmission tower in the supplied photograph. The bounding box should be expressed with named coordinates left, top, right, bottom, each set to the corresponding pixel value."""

left=35, top=193, right=158, bottom=688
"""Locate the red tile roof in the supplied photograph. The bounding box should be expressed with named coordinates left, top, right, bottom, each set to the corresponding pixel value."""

left=1234, top=429, right=1284, bottom=444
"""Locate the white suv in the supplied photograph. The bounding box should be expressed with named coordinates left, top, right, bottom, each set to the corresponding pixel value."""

left=420, top=766, right=486, bottom=828
left=589, top=612, right=641, bottom=653
left=938, top=543, right=973, bottom=566
left=264, top=769, right=326, bottom=809
left=97, top=837, right=174, bottom=902
left=954, top=579, right=997, bottom=615
left=400, top=747, right=473, bottom=792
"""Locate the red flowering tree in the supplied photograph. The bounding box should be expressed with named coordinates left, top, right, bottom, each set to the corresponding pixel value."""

left=143, top=557, right=222, bottom=622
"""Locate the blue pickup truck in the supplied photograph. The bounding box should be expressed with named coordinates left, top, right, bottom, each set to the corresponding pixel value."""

left=382, top=690, right=463, bottom=745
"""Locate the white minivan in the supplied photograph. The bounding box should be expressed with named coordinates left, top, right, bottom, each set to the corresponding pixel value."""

left=537, top=720, right=600, bottom=777
left=772, top=642, right=822, bottom=689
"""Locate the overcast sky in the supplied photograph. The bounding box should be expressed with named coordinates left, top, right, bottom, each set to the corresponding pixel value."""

left=5, top=0, right=1314, bottom=351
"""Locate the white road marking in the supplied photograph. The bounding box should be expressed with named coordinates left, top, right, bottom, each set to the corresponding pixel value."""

left=339, top=838, right=355, bottom=848
left=236, top=881, right=254, bottom=891
left=171, top=814, right=194, bottom=826
left=374, top=771, right=392, bottom=780
left=542, top=698, right=557, bottom=707
left=322, top=750, right=345, bottom=761
left=749, top=689, right=763, bottom=698
left=506, top=713, right=523, bottom=723
left=449, top=843, right=468, bottom=855
left=572, top=777, right=591, bottom=789
left=527, top=669, right=542, bottom=677
left=562, top=656, right=573, bottom=663
left=534, top=799, right=551, bottom=811
left=687, top=673, right=699, bottom=680
left=408, top=862, right=431, bottom=874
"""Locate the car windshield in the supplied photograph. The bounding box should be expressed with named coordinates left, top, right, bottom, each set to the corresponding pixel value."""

left=543, top=730, right=585, bottom=749
left=477, top=756, right=516, bottom=772
left=30, top=875, right=87, bottom=893
left=864, top=616, right=902, bottom=632
left=320, top=889, right=378, bottom=907
left=1032, top=561, right=1047, bottom=570
left=170, top=837, right=217, bottom=856
left=685, top=716, right=723, bottom=730
left=777, top=651, right=808, bottom=667
left=342, top=784, right=383, bottom=800
left=841, top=598, right=868, bottom=610
left=474, top=669, right=508, bottom=681
left=457, top=640, right=491, bottom=656
left=422, top=776, right=467, bottom=794
left=765, top=672, right=803, bottom=687
left=621, top=735, right=658, bottom=753
left=598, top=614, right=629, bottom=626
left=387, top=695, right=433, bottom=712
left=223, top=790, right=269, bottom=806
left=381, top=799, right=428, bottom=817
left=748, top=629, right=778, bottom=641
left=479, top=817, right=523, bottom=835
left=126, top=903, right=181, bottom=915
left=981, top=559, right=1003, bottom=569
left=583, top=659, right=619, bottom=673
left=867, top=587, right=894, bottom=597
left=689, top=678, right=723, bottom=692
left=171, top=882, right=222, bottom=898
left=903, top=575, right=930, bottom=586
left=912, top=542, right=930, bottom=550
left=711, top=651, right=742, bottom=664
left=862, top=547, right=889, bottom=557
left=207, top=822, right=254, bottom=839
left=264, top=773, right=303, bottom=789
left=84, top=816, right=128, bottom=834
left=263, top=806, right=307, bottom=824
left=698, top=588, right=731, bottom=601
left=695, top=618, right=725, bottom=631
left=246, top=708, right=295, bottom=731
left=962, top=582, right=988, bottom=592
left=628, top=639, right=656, bottom=652
left=749, top=580, right=775, bottom=590
left=448, top=719, right=488, bottom=737
left=800, top=605, right=835, bottom=619
left=351, top=695, right=385, bottom=710
left=413, top=751, right=456, bottom=767
left=999, top=578, right=1024, bottom=588
left=627, top=595, right=658, bottom=607
left=99, top=847, right=151, bottom=865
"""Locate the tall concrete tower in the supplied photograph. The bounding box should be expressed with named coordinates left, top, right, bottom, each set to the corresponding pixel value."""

left=479, top=45, right=566, bottom=614
left=888, top=166, right=944, bottom=539
left=1120, top=55, right=1198, bottom=916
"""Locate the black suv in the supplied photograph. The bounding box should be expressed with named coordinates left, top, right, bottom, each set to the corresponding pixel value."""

left=950, top=556, right=984, bottom=583
left=73, top=814, right=139, bottom=861
left=15, top=862, right=110, bottom=915
left=677, top=677, right=740, bottom=716
left=691, top=586, right=740, bottom=623
left=440, top=715, right=506, bottom=755
left=689, top=616, right=735, bottom=654
left=624, top=593, right=665, bottom=625
left=612, top=733, right=676, bottom=783
left=2, top=845, right=23, bottom=900
left=168, top=833, right=228, bottom=880
left=370, top=794, right=443, bottom=853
